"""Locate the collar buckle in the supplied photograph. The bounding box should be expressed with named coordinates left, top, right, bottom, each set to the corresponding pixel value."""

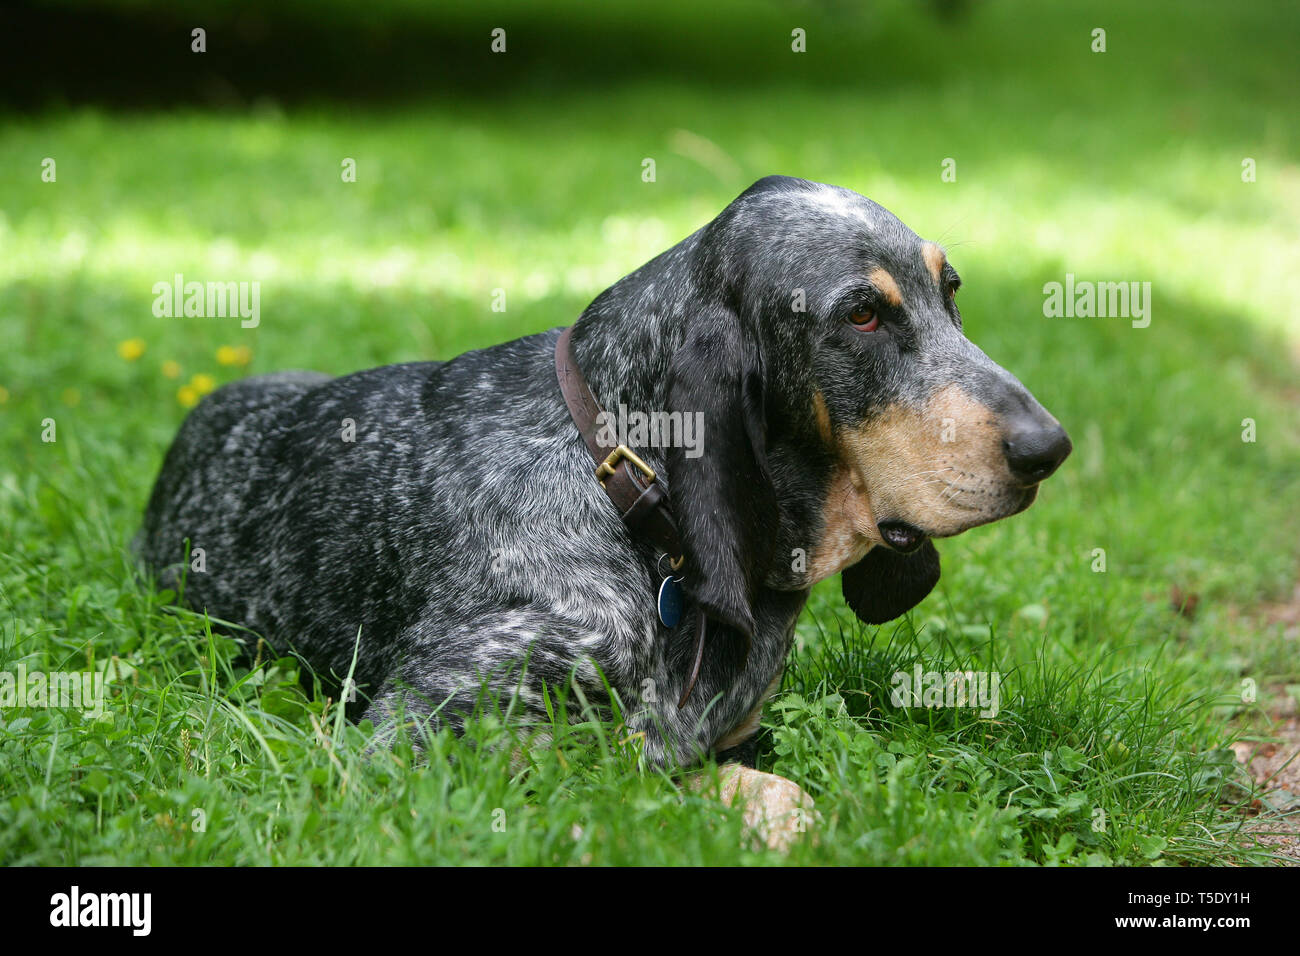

left=595, top=444, right=656, bottom=486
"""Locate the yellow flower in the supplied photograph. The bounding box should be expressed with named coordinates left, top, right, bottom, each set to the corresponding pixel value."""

left=177, top=385, right=199, bottom=408
left=117, top=338, right=146, bottom=361
left=190, top=373, right=217, bottom=395
left=161, top=360, right=181, bottom=379
left=62, top=388, right=81, bottom=407
left=0, top=386, right=9, bottom=404
left=216, top=345, right=251, bottom=366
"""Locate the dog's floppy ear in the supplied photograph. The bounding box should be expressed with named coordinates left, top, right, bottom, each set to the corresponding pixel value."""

left=666, top=310, right=777, bottom=641
left=841, top=541, right=941, bottom=625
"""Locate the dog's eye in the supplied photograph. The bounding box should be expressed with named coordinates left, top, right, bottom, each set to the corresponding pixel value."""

left=849, top=310, right=879, bottom=332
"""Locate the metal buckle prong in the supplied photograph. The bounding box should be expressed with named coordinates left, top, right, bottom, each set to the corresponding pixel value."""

left=595, top=444, right=655, bottom=486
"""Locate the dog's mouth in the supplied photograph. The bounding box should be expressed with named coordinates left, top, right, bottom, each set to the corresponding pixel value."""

left=876, top=520, right=929, bottom=554
left=1011, top=483, right=1039, bottom=515
left=878, top=484, right=1038, bottom=551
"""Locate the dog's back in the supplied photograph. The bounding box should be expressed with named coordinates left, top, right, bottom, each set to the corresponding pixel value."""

left=138, top=363, right=447, bottom=692
left=136, top=332, right=639, bottom=718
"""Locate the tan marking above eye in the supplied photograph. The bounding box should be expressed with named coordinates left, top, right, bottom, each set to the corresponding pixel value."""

left=921, top=242, right=946, bottom=284
left=868, top=267, right=902, bottom=307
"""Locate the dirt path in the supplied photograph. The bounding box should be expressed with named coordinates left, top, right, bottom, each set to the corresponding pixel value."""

left=1230, top=584, right=1300, bottom=863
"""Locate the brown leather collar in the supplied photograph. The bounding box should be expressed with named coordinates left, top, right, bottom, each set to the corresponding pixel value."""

left=554, top=326, right=708, bottom=707
left=555, top=326, right=684, bottom=562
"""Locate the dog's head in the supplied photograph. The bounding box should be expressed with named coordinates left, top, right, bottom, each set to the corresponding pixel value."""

left=654, top=176, right=1071, bottom=636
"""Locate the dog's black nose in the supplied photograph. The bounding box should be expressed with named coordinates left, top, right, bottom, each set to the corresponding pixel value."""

left=1002, top=421, right=1072, bottom=486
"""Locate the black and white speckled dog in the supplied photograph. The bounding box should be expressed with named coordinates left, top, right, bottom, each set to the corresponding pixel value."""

left=138, top=176, right=1070, bottom=831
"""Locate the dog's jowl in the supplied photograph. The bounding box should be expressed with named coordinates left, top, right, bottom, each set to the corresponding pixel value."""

left=137, top=176, right=1070, bottom=800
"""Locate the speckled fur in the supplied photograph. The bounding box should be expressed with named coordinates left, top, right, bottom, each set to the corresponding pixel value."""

left=136, top=176, right=1066, bottom=768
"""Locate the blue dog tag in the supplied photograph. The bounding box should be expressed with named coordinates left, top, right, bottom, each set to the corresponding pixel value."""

left=658, top=576, right=683, bottom=628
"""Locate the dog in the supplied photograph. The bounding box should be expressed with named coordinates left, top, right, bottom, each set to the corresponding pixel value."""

left=137, top=176, right=1070, bottom=844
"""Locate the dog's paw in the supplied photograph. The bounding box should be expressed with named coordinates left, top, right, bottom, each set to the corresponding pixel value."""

left=706, top=764, right=817, bottom=853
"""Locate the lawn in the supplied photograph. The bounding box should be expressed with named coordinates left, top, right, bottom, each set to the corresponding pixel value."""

left=0, top=0, right=1297, bottom=864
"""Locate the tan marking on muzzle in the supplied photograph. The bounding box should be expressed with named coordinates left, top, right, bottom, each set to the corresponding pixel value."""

left=807, top=467, right=879, bottom=581
left=868, top=267, right=903, bottom=306
left=921, top=242, right=946, bottom=284
left=808, top=385, right=1015, bottom=580
left=840, top=384, right=1008, bottom=536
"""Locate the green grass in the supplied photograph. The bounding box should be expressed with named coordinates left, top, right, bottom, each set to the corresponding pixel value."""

left=1, top=0, right=1298, bottom=864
